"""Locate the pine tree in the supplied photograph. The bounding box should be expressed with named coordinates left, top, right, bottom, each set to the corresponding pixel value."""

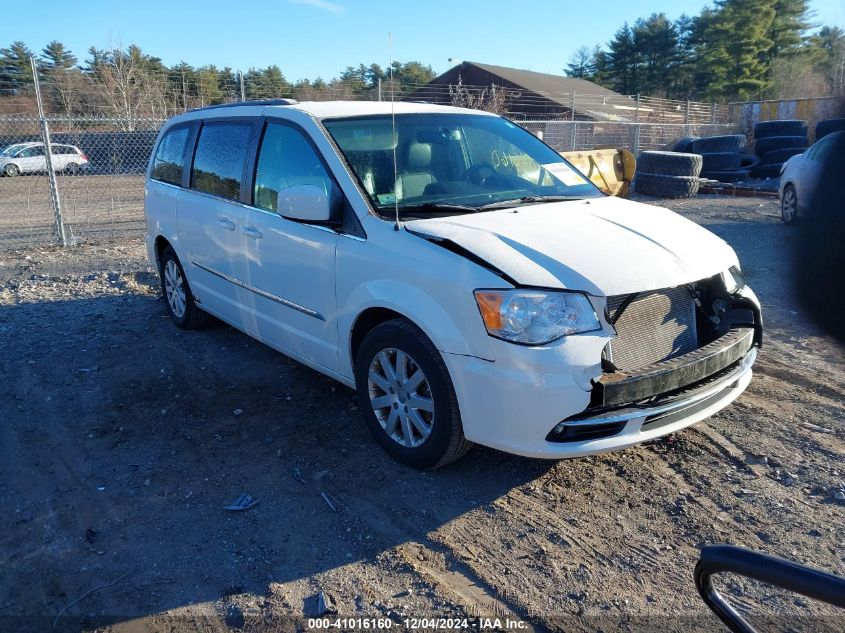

left=699, top=0, right=776, bottom=99
left=767, top=0, right=811, bottom=60
left=633, top=14, right=680, bottom=96
left=41, top=41, right=77, bottom=70
left=606, top=24, right=638, bottom=94
left=0, top=41, right=36, bottom=90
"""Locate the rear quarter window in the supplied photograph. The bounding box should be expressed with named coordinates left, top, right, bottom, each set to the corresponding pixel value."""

left=151, top=126, right=190, bottom=185
left=191, top=121, right=254, bottom=201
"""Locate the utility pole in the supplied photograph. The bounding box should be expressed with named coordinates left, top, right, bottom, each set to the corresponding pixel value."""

left=31, top=57, right=68, bottom=247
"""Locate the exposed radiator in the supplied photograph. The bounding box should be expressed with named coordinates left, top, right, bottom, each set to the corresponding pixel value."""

left=607, top=286, right=699, bottom=371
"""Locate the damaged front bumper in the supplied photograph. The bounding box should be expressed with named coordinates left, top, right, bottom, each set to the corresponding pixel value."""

left=443, top=326, right=757, bottom=459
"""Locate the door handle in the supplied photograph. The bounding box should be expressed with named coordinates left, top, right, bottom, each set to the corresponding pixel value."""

left=241, top=226, right=263, bottom=239
left=217, top=217, right=236, bottom=231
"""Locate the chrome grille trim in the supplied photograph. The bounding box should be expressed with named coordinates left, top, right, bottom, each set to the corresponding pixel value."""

left=607, top=286, right=698, bottom=371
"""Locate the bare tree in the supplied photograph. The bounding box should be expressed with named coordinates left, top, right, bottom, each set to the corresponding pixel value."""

left=87, top=45, right=166, bottom=129
left=449, top=76, right=520, bottom=116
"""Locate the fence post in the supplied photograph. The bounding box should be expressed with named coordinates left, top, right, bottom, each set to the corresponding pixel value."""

left=711, top=102, right=717, bottom=124
left=31, top=57, right=68, bottom=248
left=570, top=90, right=576, bottom=121
left=635, top=94, right=640, bottom=122
left=239, top=71, right=246, bottom=101
left=378, top=78, right=382, bottom=102
left=570, top=121, right=578, bottom=150
left=685, top=100, right=691, bottom=124
left=633, top=124, right=641, bottom=155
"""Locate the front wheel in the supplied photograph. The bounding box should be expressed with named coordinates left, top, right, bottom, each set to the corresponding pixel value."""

left=159, top=246, right=209, bottom=329
left=781, top=184, right=798, bottom=224
left=3, top=163, right=20, bottom=177
left=354, top=319, right=472, bottom=469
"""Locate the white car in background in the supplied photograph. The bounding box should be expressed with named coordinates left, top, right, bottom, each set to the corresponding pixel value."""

left=778, top=130, right=844, bottom=224
left=0, top=141, right=89, bottom=176
left=144, top=99, right=762, bottom=469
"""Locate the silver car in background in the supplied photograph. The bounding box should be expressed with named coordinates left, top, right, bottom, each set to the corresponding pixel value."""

left=0, top=141, right=89, bottom=176
left=779, top=131, right=844, bottom=224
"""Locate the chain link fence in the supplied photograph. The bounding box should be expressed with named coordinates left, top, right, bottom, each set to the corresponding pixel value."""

left=0, top=115, right=161, bottom=250
left=516, top=120, right=735, bottom=153
left=0, top=76, right=742, bottom=252
left=0, top=114, right=740, bottom=251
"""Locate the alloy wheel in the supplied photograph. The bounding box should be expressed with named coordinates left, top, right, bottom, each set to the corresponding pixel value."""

left=367, top=348, right=434, bottom=448
left=163, top=260, right=187, bottom=318
left=782, top=187, right=797, bottom=223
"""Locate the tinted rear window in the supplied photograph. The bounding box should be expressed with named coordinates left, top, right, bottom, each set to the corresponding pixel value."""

left=151, top=126, right=189, bottom=185
left=191, top=121, right=253, bottom=201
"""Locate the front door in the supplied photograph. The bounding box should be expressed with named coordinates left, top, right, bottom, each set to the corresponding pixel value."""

left=16, top=145, right=46, bottom=173
left=239, top=119, right=340, bottom=372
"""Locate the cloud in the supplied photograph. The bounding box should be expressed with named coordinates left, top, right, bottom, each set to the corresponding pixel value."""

left=287, top=0, right=344, bottom=13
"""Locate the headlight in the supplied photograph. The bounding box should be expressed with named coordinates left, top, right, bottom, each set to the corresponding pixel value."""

left=474, top=289, right=600, bottom=344
left=722, top=266, right=746, bottom=294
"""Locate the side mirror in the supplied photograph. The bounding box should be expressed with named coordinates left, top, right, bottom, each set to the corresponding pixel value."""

left=276, top=184, right=332, bottom=222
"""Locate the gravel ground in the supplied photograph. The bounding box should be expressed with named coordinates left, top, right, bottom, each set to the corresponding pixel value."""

left=1, top=195, right=844, bottom=632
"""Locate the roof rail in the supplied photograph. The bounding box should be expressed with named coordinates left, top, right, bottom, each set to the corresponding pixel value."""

left=190, top=98, right=298, bottom=112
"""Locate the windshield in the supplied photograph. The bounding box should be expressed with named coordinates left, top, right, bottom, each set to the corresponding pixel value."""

left=1, top=144, right=29, bottom=157
left=323, top=113, right=601, bottom=217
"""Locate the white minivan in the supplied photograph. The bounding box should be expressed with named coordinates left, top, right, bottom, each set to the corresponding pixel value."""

left=144, top=99, right=761, bottom=468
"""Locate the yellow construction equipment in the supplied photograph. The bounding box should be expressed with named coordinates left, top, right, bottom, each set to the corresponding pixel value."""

left=561, top=148, right=636, bottom=197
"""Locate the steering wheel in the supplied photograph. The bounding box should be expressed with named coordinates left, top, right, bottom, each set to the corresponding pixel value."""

left=463, top=163, right=497, bottom=186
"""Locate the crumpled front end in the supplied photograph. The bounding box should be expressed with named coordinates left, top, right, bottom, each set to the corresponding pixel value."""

left=446, top=273, right=761, bottom=458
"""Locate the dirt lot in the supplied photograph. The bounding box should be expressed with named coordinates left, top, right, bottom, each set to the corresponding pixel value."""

left=1, top=195, right=844, bottom=632
left=0, top=174, right=145, bottom=250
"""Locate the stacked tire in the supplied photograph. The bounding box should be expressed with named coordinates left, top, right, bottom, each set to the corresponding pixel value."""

left=816, top=118, right=845, bottom=140
left=750, top=120, right=808, bottom=179
left=634, top=151, right=702, bottom=199
left=689, top=134, right=752, bottom=183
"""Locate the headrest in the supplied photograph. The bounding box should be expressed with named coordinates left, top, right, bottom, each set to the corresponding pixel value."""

left=407, top=142, right=432, bottom=171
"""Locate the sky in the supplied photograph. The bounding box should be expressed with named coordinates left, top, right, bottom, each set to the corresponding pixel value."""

left=3, top=0, right=844, bottom=81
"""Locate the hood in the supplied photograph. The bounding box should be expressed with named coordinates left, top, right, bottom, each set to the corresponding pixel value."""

left=404, top=196, right=738, bottom=296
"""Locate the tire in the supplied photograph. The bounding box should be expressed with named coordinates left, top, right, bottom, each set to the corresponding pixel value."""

left=754, top=135, right=808, bottom=155
left=700, top=152, right=742, bottom=171
left=634, top=173, right=700, bottom=198
left=781, top=183, right=798, bottom=225
left=64, top=162, right=79, bottom=175
left=760, top=147, right=805, bottom=165
left=354, top=319, right=471, bottom=469
left=750, top=163, right=784, bottom=179
left=754, top=119, right=808, bottom=139
left=815, top=118, right=845, bottom=140
left=158, top=246, right=209, bottom=330
left=673, top=136, right=698, bottom=153
left=700, top=169, right=752, bottom=183
left=741, top=153, right=761, bottom=168
left=636, top=151, right=702, bottom=177
left=689, top=135, right=746, bottom=154
left=3, top=163, right=20, bottom=177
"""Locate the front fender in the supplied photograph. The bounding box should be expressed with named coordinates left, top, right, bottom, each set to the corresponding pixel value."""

left=337, top=279, right=494, bottom=380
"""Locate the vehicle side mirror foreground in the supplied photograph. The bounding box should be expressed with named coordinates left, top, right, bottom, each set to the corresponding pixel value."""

left=695, top=545, right=845, bottom=633
left=276, top=184, right=332, bottom=222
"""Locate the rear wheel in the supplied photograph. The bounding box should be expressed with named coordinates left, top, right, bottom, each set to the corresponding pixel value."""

left=64, top=162, right=79, bottom=175
left=354, top=319, right=471, bottom=469
left=781, top=184, right=798, bottom=225
left=159, top=246, right=209, bottom=329
left=3, top=163, right=20, bottom=177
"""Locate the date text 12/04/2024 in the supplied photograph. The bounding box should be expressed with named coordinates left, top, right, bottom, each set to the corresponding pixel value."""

left=306, top=617, right=529, bottom=630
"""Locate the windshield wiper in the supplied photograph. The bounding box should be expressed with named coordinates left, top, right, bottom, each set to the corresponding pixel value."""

left=390, top=202, right=479, bottom=214
left=477, top=195, right=584, bottom=210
